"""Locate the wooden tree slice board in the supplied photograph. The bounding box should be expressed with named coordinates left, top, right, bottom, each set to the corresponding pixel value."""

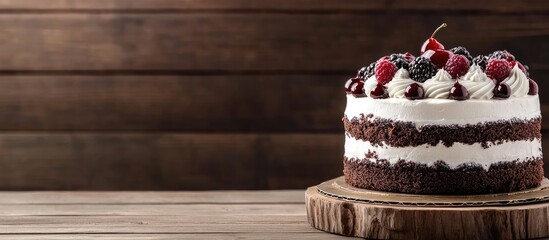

left=305, top=177, right=549, bottom=239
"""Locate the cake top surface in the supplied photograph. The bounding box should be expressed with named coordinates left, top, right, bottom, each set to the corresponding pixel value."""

left=344, top=23, right=538, bottom=101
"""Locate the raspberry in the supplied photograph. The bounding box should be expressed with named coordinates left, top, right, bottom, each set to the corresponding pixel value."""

left=485, top=59, right=511, bottom=82
left=358, top=61, right=376, bottom=80
left=489, top=50, right=515, bottom=62
left=450, top=47, right=473, bottom=64
left=374, top=60, right=398, bottom=85
left=444, top=54, right=470, bottom=79
left=472, top=55, right=488, bottom=71
left=409, top=57, right=437, bottom=83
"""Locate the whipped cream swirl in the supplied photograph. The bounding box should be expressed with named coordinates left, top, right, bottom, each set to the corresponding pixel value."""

left=501, top=64, right=529, bottom=97
left=364, top=75, right=378, bottom=97
left=460, top=65, right=496, bottom=99
left=422, top=70, right=454, bottom=99
left=387, top=69, right=415, bottom=98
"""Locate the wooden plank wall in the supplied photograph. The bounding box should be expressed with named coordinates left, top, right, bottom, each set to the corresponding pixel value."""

left=0, top=0, right=546, bottom=189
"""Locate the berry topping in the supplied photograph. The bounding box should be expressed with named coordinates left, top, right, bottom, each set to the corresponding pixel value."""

left=489, top=50, right=515, bottom=62
left=421, top=23, right=447, bottom=54
left=392, top=58, right=409, bottom=70
left=370, top=83, right=388, bottom=99
left=344, top=77, right=361, bottom=93
left=493, top=83, right=511, bottom=99
left=528, top=79, right=538, bottom=95
left=388, top=53, right=411, bottom=70
left=444, top=54, right=470, bottom=79
left=448, top=81, right=469, bottom=101
left=494, top=83, right=511, bottom=99
left=358, top=61, right=376, bottom=80
left=403, top=52, right=415, bottom=62
left=357, top=66, right=367, bottom=79
left=485, top=59, right=511, bottom=82
left=472, top=55, right=488, bottom=71
left=409, top=57, right=438, bottom=83
left=375, top=60, right=398, bottom=85
left=422, top=49, right=453, bottom=69
left=350, top=81, right=366, bottom=97
left=450, top=46, right=473, bottom=64
left=404, top=83, right=425, bottom=100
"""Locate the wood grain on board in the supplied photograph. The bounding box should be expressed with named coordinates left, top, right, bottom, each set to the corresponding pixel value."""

left=306, top=187, right=549, bottom=239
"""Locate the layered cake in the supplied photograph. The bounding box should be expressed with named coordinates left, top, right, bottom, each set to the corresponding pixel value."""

left=343, top=24, right=543, bottom=195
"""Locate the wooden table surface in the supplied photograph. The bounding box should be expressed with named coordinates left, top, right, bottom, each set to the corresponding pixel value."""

left=0, top=190, right=355, bottom=239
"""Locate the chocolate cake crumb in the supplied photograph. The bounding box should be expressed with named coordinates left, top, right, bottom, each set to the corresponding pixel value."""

left=342, top=115, right=541, bottom=148
left=343, top=157, right=544, bottom=195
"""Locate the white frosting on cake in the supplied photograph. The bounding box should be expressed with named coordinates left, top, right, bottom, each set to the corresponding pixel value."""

left=386, top=69, right=414, bottom=98
left=344, top=136, right=542, bottom=170
left=344, top=94, right=541, bottom=128
left=501, top=64, right=529, bottom=97
left=460, top=65, right=496, bottom=99
left=364, top=75, right=378, bottom=97
left=422, top=70, right=454, bottom=99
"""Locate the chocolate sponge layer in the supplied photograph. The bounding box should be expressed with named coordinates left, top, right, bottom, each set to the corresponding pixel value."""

left=343, top=157, right=544, bottom=195
left=343, top=114, right=541, bottom=148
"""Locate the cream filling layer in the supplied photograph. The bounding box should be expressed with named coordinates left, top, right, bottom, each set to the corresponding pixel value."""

left=344, top=95, right=541, bottom=128
left=344, top=135, right=542, bottom=170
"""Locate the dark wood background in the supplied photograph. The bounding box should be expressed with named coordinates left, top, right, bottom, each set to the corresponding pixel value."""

left=0, top=0, right=546, bottom=190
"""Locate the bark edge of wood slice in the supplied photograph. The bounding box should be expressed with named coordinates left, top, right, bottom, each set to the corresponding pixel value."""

left=305, top=177, right=549, bottom=240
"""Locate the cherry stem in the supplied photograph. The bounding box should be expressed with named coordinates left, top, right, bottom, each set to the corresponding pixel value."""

left=430, top=23, right=447, bottom=38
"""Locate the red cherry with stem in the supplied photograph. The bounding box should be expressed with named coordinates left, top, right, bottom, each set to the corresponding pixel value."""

left=448, top=81, right=469, bottom=101
left=404, top=83, right=425, bottom=100
left=422, top=49, right=454, bottom=69
left=528, top=79, right=538, bottom=95
left=493, top=83, right=511, bottom=99
left=370, top=83, right=388, bottom=99
left=420, top=23, right=447, bottom=54
left=344, top=77, right=361, bottom=93
left=349, top=81, right=365, bottom=97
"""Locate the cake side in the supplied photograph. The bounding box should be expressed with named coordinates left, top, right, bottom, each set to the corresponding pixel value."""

left=342, top=94, right=543, bottom=194
left=343, top=157, right=543, bottom=195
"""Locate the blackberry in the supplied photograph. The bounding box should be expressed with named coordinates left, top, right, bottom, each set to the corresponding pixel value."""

left=488, top=50, right=515, bottom=61
left=409, top=57, right=437, bottom=83
left=388, top=54, right=410, bottom=70
left=388, top=53, right=403, bottom=62
left=358, top=61, right=376, bottom=80
left=450, top=47, right=473, bottom=64
left=472, top=55, right=488, bottom=71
